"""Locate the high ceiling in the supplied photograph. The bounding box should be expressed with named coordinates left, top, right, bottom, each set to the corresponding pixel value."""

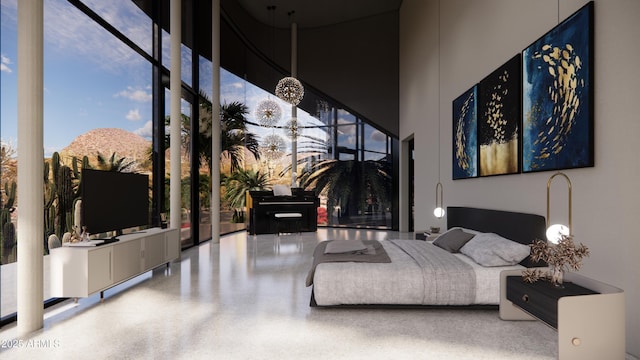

left=234, top=0, right=403, bottom=29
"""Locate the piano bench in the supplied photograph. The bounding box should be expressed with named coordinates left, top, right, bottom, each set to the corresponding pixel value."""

left=274, top=213, right=303, bottom=235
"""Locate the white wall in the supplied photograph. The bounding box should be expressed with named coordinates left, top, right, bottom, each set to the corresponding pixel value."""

left=400, top=0, right=640, bottom=356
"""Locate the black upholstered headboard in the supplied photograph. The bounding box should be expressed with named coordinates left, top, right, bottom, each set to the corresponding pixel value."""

left=446, top=206, right=546, bottom=247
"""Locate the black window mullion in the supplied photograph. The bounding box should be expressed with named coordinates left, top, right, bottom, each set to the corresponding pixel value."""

left=67, top=0, right=155, bottom=64
left=151, top=0, right=165, bottom=228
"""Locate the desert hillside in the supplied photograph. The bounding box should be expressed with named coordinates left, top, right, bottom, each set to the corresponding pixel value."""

left=60, top=128, right=151, bottom=168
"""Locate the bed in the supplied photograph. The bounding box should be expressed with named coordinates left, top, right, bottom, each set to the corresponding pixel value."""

left=308, top=207, right=546, bottom=307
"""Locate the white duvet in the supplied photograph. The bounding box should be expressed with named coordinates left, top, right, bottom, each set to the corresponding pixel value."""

left=312, top=240, right=524, bottom=306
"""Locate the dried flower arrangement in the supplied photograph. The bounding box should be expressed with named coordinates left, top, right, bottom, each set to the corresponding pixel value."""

left=521, top=234, right=590, bottom=286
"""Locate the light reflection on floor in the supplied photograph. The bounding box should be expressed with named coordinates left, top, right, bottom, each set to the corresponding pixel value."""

left=0, top=229, right=558, bottom=359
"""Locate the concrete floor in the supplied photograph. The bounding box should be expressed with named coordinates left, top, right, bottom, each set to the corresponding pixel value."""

left=0, top=229, right=559, bottom=359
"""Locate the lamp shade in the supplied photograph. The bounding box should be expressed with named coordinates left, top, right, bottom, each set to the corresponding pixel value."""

left=433, top=207, right=445, bottom=218
left=546, top=223, right=569, bottom=244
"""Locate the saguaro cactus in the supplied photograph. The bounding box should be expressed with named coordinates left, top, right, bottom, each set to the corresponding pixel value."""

left=56, top=164, right=74, bottom=237
left=1, top=181, right=17, bottom=264
left=44, top=161, right=56, bottom=237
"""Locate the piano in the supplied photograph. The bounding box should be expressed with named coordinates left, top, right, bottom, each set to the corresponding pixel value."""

left=248, top=189, right=319, bottom=235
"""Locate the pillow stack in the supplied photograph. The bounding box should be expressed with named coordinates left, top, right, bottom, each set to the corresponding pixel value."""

left=432, top=228, right=531, bottom=267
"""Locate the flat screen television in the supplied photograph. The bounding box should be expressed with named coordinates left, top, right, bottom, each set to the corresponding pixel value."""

left=81, top=169, right=150, bottom=236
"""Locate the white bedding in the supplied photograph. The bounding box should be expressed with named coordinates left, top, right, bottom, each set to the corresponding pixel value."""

left=312, top=240, right=524, bottom=306
left=452, top=253, right=524, bottom=304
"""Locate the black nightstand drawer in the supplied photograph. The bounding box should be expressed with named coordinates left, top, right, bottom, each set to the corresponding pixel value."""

left=506, top=276, right=598, bottom=329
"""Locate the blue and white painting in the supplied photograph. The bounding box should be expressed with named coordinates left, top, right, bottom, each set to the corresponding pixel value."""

left=522, top=2, right=594, bottom=172
left=452, top=85, right=478, bottom=179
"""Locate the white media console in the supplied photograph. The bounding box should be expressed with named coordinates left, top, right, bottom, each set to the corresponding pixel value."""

left=50, top=227, right=180, bottom=300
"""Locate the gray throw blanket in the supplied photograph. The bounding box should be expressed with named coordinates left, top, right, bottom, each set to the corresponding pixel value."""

left=305, top=240, right=391, bottom=286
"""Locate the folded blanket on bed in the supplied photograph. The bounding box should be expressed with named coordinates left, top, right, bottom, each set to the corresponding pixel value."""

left=305, top=240, right=391, bottom=286
left=324, top=240, right=368, bottom=254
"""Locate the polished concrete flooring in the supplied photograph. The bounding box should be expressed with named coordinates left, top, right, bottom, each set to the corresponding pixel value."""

left=0, top=229, right=559, bottom=359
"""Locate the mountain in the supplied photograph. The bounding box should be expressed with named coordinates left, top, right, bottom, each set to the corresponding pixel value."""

left=60, top=128, right=151, bottom=166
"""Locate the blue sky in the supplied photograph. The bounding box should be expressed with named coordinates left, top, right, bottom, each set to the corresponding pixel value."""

left=1, top=0, right=381, bottom=159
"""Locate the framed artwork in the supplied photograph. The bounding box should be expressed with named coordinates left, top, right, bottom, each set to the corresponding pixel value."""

left=478, top=53, right=522, bottom=176
left=522, top=1, right=594, bottom=173
left=452, top=84, right=478, bottom=180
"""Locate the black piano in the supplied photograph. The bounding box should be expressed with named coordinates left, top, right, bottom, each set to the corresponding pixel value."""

left=248, top=189, right=319, bottom=235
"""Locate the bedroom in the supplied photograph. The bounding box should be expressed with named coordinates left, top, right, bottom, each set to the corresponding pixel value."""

left=0, top=0, right=637, bottom=358
left=399, top=0, right=639, bottom=357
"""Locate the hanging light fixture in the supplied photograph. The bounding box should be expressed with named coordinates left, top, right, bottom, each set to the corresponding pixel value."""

left=277, top=10, right=302, bottom=188
left=546, top=172, right=572, bottom=244
left=433, top=0, right=445, bottom=219
left=434, top=182, right=445, bottom=218
left=255, top=6, right=283, bottom=129
left=260, top=134, right=287, bottom=160
left=275, top=76, right=304, bottom=105
left=283, top=117, right=301, bottom=139
left=255, top=99, right=282, bottom=127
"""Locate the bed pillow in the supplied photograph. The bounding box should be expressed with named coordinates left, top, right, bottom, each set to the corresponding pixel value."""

left=449, top=226, right=482, bottom=235
left=432, top=228, right=475, bottom=253
left=459, top=232, right=530, bottom=266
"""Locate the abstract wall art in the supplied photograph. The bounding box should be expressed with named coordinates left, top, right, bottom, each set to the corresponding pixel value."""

left=478, top=54, right=522, bottom=176
left=522, top=1, right=594, bottom=173
left=452, top=85, right=478, bottom=180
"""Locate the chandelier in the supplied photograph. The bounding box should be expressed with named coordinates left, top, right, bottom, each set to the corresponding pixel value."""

left=275, top=77, right=304, bottom=105
left=255, top=99, right=282, bottom=127
left=260, top=134, right=287, bottom=160
left=283, top=118, right=301, bottom=139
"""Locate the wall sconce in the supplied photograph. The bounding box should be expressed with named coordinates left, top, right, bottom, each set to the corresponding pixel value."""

left=546, top=172, right=572, bottom=243
left=433, top=182, right=445, bottom=218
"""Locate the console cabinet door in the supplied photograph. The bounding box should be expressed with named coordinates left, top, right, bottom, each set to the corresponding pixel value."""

left=165, top=229, right=180, bottom=262
left=143, top=233, right=165, bottom=270
left=87, top=247, right=113, bottom=294
left=112, top=238, right=142, bottom=283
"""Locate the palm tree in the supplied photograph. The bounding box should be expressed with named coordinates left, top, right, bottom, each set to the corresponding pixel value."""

left=94, top=152, right=137, bottom=172
left=163, top=113, right=192, bottom=161
left=197, top=91, right=260, bottom=173
left=222, top=169, right=270, bottom=222
left=298, top=157, right=392, bottom=224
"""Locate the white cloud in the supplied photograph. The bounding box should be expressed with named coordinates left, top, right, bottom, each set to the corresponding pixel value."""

left=133, top=120, right=153, bottom=139
left=1, top=54, right=12, bottom=73
left=126, top=109, right=142, bottom=121
left=42, top=0, right=147, bottom=73
left=115, top=86, right=152, bottom=102
left=44, top=145, right=63, bottom=158
left=370, top=130, right=386, bottom=142
left=337, top=118, right=357, bottom=135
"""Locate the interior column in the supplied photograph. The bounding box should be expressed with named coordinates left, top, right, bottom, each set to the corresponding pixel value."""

left=17, top=0, right=45, bottom=336
left=170, top=0, right=181, bottom=234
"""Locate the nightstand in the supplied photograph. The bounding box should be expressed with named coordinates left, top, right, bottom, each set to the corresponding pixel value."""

left=506, top=276, right=597, bottom=329
left=500, top=270, right=625, bottom=359
left=415, top=231, right=440, bottom=241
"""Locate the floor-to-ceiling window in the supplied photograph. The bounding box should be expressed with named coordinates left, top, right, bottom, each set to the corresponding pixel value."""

left=0, top=0, right=398, bottom=324
left=1, top=0, right=157, bottom=320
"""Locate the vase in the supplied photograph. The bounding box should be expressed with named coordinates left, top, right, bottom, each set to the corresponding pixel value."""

left=550, top=266, right=564, bottom=287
